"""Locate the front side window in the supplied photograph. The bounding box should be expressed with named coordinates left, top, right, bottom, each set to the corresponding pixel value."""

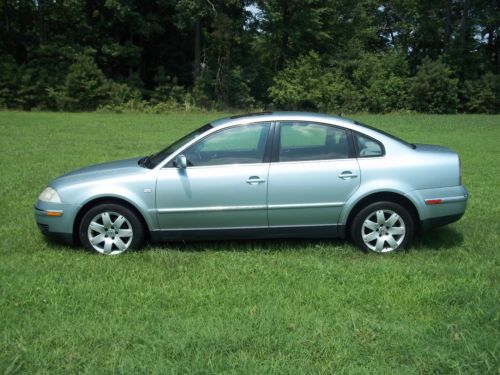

left=146, top=124, right=212, bottom=168
left=183, top=123, right=270, bottom=166
left=278, top=122, right=349, bottom=162
left=355, top=133, right=384, bottom=157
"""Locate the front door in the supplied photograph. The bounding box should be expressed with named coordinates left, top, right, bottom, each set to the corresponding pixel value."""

left=156, top=122, right=271, bottom=230
left=268, top=121, right=360, bottom=227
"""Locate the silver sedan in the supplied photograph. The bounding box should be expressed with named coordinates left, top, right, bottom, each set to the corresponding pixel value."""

left=35, top=112, right=468, bottom=255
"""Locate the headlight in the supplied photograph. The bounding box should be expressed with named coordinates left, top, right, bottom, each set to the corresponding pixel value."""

left=38, top=187, right=62, bottom=203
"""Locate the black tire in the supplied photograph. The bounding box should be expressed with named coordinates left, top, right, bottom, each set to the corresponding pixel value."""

left=79, top=203, right=145, bottom=255
left=350, top=201, right=414, bottom=253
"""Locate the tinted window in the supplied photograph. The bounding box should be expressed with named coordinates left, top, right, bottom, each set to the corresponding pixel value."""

left=183, top=123, right=270, bottom=166
left=354, top=121, right=415, bottom=149
left=355, top=133, right=384, bottom=157
left=278, top=122, right=349, bottom=162
left=148, top=124, right=212, bottom=168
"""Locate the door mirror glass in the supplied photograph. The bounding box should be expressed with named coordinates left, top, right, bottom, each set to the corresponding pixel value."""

left=175, top=154, right=187, bottom=169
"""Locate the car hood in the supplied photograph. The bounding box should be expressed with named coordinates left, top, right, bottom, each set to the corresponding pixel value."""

left=52, top=157, right=144, bottom=185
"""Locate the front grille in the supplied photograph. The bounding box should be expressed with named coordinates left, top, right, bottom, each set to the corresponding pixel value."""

left=37, top=223, right=49, bottom=235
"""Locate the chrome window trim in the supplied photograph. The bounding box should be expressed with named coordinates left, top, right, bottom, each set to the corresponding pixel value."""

left=159, top=161, right=269, bottom=171
left=269, top=158, right=364, bottom=166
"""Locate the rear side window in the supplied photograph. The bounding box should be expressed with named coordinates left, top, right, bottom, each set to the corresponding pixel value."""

left=355, top=133, right=384, bottom=157
left=278, top=122, right=349, bottom=162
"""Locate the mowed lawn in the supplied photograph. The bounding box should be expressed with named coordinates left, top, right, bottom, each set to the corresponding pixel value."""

left=0, top=111, right=498, bottom=374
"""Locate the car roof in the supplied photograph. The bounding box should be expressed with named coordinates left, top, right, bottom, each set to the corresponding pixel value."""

left=210, top=111, right=356, bottom=129
left=209, top=111, right=414, bottom=151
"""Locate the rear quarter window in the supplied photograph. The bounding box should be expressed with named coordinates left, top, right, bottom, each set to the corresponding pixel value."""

left=355, top=133, right=384, bottom=157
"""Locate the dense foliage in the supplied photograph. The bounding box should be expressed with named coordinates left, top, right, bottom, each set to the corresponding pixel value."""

left=0, top=0, right=498, bottom=113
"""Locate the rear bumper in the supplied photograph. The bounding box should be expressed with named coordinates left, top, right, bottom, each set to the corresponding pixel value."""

left=406, top=185, right=468, bottom=231
left=420, top=213, right=464, bottom=232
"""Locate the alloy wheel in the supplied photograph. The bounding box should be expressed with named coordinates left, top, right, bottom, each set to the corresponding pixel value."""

left=87, top=211, right=133, bottom=255
left=361, top=209, right=406, bottom=253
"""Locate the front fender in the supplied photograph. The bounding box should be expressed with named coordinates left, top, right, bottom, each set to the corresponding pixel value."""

left=53, top=171, right=158, bottom=231
left=75, top=185, right=157, bottom=231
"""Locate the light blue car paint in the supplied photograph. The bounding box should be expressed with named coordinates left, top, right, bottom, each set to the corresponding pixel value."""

left=35, top=112, right=468, bottom=253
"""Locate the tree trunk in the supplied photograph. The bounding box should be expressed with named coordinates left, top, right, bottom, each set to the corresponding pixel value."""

left=458, top=0, right=470, bottom=78
left=3, top=0, right=10, bottom=33
left=488, top=0, right=499, bottom=69
left=276, top=0, right=289, bottom=71
left=129, top=29, right=134, bottom=77
left=460, top=0, right=469, bottom=54
left=384, top=8, right=396, bottom=49
left=443, top=0, right=452, bottom=53
left=38, top=0, right=46, bottom=45
left=194, top=19, right=201, bottom=81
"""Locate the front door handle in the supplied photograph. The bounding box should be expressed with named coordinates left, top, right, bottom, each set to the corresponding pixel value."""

left=246, top=176, right=266, bottom=185
left=338, top=171, right=358, bottom=180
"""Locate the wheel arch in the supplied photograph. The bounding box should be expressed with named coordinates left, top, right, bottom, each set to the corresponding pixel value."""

left=73, top=197, right=150, bottom=244
left=344, top=192, right=420, bottom=238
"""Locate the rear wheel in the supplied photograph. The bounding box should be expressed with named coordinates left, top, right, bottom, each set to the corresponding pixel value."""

left=79, top=203, right=145, bottom=255
left=350, top=201, right=414, bottom=253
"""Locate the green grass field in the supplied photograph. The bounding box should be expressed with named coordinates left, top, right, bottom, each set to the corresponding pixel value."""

left=0, top=111, right=499, bottom=374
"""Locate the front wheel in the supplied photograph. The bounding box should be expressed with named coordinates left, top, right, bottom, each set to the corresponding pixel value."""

left=350, top=201, right=414, bottom=253
left=79, top=203, right=145, bottom=255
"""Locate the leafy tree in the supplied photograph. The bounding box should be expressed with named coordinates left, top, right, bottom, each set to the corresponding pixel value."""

left=351, top=52, right=411, bottom=112
left=0, top=54, right=19, bottom=108
left=268, top=51, right=363, bottom=112
left=106, top=82, right=142, bottom=106
left=409, top=57, right=459, bottom=113
left=151, top=67, right=186, bottom=105
left=0, top=0, right=497, bottom=113
left=51, top=54, right=109, bottom=111
left=462, top=73, right=500, bottom=113
left=269, top=51, right=334, bottom=111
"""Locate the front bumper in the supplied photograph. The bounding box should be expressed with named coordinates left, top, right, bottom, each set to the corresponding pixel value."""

left=34, top=201, right=79, bottom=244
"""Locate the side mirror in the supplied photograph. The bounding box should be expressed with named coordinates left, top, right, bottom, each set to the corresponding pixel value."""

left=175, top=154, right=187, bottom=169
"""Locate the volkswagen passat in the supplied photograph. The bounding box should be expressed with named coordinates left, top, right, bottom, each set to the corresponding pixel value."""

left=35, top=112, right=468, bottom=255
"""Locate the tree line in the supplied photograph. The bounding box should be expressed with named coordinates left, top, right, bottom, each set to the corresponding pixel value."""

left=0, top=0, right=498, bottom=113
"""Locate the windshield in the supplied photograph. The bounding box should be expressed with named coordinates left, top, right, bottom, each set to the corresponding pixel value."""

left=354, top=121, right=416, bottom=149
left=142, top=124, right=213, bottom=168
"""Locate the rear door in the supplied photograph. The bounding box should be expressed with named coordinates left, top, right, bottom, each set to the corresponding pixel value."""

left=267, top=121, right=360, bottom=227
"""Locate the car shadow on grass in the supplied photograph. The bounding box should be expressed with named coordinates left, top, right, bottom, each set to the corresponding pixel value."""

left=40, top=233, right=349, bottom=254
left=413, top=226, right=464, bottom=250
left=150, top=237, right=350, bottom=253
left=151, top=225, right=464, bottom=254
left=41, top=237, right=87, bottom=253
left=41, top=226, right=464, bottom=255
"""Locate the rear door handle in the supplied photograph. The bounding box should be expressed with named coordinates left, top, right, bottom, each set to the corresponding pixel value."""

left=338, top=171, right=358, bottom=179
left=246, top=176, right=266, bottom=185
